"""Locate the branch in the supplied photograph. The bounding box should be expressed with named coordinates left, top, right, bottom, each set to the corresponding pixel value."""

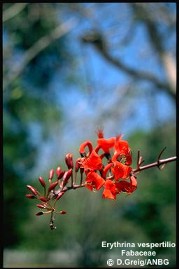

left=133, top=156, right=177, bottom=174
left=133, top=148, right=176, bottom=174
left=55, top=183, right=85, bottom=196
left=81, top=30, right=175, bottom=100
left=3, top=3, right=28, bottom=23
left=4, top=18, right=78, bottom=89
left=131, top=3, right=176, bottom=96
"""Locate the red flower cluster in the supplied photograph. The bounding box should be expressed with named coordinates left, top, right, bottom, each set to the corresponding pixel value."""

left=26, top=130, right=137, bottom=229
left=78, top=130, right=137, bottom=200
left=25, top=129, right=176, bottom=229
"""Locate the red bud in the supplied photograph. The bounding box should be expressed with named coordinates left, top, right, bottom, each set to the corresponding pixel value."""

left=26, top=185, right=39, bottom=196
left=36, top=212, right=44, bottom=216
left=25, top=194, right=36, bottom=199
left=56, top=191, right=65, bottom=200
left=39, top=176, right=46, bottom=187
left=63, top=169, right=72, bottom=181
left=48, top=181, right=58, bottom=193
left=39, top=196, right=49, bottom=202
left=56, top=166, right=65, bottom=179
left=49, top=169, right=54, bottom=180
left=60, top=210, right=67, bottom=214
left=36, top=204, right=46, bottom=209
left=62, top=169, right=72, bottom=188
left=65, top=153, right=73, bottom=169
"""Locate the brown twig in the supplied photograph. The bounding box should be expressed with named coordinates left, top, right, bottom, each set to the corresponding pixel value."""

left=133, top=156, right=177, bottom=174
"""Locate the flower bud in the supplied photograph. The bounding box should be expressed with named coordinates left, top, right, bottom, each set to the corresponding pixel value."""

left=56, top=166, right=65, bottom=179
left=48, top=181, right=58, bottom=193
left=26, top=185, right=39, bottom=196
left=36, top=204, right=46, bottom=209
left=65, top=153, right=73, bottom=169
left=60, top=210, right=67, bottom=214
left=25, top=194, right=36, bottom=199
left=36, top=212, right=44, bottom=216
left=38, top=176, right=46, bottom=187
left=39, top=196, right=49, bottom=202
left=56, top=191, right=65, bottom=200
left=49, top=169, right=54, bottom=180
left=62, top=169, right=72, bottom=188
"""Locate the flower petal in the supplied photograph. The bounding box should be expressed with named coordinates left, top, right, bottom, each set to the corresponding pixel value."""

left=102, top=189, right=116, bottom=200
left=85, top=171, right=105, bottom=191
left=97, top=137, right=115, bottom=153
left=114, top=136, right=131, bottom=156
left=115, top=176, right=137, bottom=194
left=79, top=140, right=93, bottom=156
left=112, top=161, right=131, bottom=180
left=102, top=179, right=117, bottom=200
left=102, top=163, right=113, bottom=179
left=82, top=150, right=103, bottom=170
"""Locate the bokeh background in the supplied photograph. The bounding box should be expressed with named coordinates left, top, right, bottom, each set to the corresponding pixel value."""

left=3, top=3, right=176, bottom=268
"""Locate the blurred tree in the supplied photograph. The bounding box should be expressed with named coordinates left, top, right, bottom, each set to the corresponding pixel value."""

left=48, top=3, right=176, bottom=142
left=79, top=3, right=176, bottom=99
left=3, top=3, right=75, bottom=248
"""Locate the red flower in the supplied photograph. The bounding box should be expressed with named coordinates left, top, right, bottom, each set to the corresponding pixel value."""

left=85, top=171, right=105, bottom=191
left=96, top=137, right=116, bottom=153
left=81, top=150, right=103, bottom=171
left=102, top=179, right=117, bottom=200
left=115, top=176, right=137, bottom=194
left=114, top=136, right=132, bottom=165
left=114, top=135, right=130, bottom=153
left=129, top=175, right=137, bottom=192
left=96, top=130, right=116, bottom=153
left=111, top=161, right=132, bottom=180
left=113, top=152, right=132, bottom=166
left=102, top=163, right=113, bottom=179
left=96, top=129, right=104, bottom=138
left=79, top=140, right=93, bottom=156
left=125, top=153, right=132, bottom=166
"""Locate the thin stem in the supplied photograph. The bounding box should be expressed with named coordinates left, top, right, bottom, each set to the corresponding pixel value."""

left=43, top=186, right=47, bottom=197
left=67, top=184, right=85, bottom=190
left=71, top=173, right=74, bottom=188
left=80, top=171, right=83, bottom=185
left=133, top=156, right=177, bottom=174
left=158, top=147, right=167, bottom=160
left=137, top=150, right=140, bottom=167
left=49, top=211, right=56, bottom=230
left=74, top=172, right=77, bottom=185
